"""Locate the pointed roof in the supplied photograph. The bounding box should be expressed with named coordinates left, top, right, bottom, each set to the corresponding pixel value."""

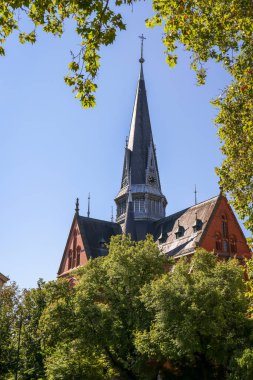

left=57, top=214, right=122, bottom=276
left=127, top=63, right=159, bottom=186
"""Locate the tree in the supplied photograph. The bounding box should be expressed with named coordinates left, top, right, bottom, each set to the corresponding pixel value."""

left=135, top=249, right=252, bottom=379
left=0, top=282, right=20, bottom=378
left=40, top=235, right=167, bottom=379
left=1, top=1, right=252, bottom=233
left=39, top=239, right=252, bottom=379
left=17, top=279, right=47, bottom=379
left=1, top=239, right=253, bottom=379
left=0, top=0, right=130, bottom=108
left=148, top=0, right=253, bottom=233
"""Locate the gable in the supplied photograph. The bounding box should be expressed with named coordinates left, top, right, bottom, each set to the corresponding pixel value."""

left=57, top=216, right=88, bottom=277
left=58, top=216, right=122, bottom=277
left=201, top=195, right=251, bottom=259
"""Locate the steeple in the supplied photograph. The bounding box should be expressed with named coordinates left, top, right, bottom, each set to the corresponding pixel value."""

left=115, top=38, right=167, bottom=237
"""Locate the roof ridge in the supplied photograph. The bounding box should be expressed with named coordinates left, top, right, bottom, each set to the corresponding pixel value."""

left=189, top=194, right=219, bottom=209
left=79, top=215, right=119, bottom=225
left=157, top=194, right=219, bottom=223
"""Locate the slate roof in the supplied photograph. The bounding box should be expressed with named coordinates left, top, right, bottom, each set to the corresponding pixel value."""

left=77, top=216, right=122, bottom=259
left=76, top=196, right=219, bottom=260
left=153, top=196, right=219, bottom=257
left=124, top=64, right=160, bottom=188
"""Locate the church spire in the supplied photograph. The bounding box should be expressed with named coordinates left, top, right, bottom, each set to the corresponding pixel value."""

left=115, top=38, right=167, bottom=237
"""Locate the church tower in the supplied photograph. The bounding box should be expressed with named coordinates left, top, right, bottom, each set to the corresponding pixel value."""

left=115, top=36, right=167, bottom=238
left=58, top=36, right=251, bottom=278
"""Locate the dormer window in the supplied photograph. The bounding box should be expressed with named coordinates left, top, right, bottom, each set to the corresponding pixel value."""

left=99, top=237, right=106, bottom=249
left=158, top=227, right=167, bottom=244
left=193, top=214, right=203, bottom=232
left=175, top=221, right=185, bottom=239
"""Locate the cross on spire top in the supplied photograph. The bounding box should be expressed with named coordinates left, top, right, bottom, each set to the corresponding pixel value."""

left=139, top=34, right=146, bottom=63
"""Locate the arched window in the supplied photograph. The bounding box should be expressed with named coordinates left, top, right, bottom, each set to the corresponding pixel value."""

left=72, top=250, right=76, bottom=268
left=223, top=239, right=228, bottom=253
left=222, top=215, right=228, bottom=238
left=72, top=230, right=78, bottom=268
left=230, top=235, right=237, bottom=254
left=68, top=250, right=73, bottom=270
left=76, top=246, right=81, bottom=266
left=215, top=233, right=222, bottom=251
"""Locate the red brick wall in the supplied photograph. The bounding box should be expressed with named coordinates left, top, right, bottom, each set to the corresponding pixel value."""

left=58, top=219, right=88, bottom=277
left=201, top=196, right=251, bottom=259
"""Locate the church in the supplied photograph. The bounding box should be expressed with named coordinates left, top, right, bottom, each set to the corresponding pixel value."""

left=58, top=44, right=251, bottom=277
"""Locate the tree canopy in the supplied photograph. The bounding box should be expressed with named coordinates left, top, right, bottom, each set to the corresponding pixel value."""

left=0, top=0, right=252, bottom=234
left=1, top=236, right=253, bottom=379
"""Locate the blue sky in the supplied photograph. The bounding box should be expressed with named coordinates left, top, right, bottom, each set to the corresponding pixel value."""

left=0, top=2, right=248, bottom=289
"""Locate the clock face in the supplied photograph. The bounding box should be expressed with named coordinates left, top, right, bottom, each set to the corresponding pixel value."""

left=148, top=175, right=156, bottom=185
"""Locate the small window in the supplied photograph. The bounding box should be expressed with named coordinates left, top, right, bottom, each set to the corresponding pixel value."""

left=158, top=227, right=167, bottom=244
left=216, top=240, right=222, bottom=251
left=134, top=199, right=139, bottom=212
left=215, top=233, right=222, bottom=251
left=193, top=218, right=203, bottom=233
left=118, top=201, right=126, bottom=216
left=68, top=250, right=73, bottom=270
left=230, top=236, right=237, bottom=254
left=222, top=215, right=228, bottom=238
left=140, top=199, right=145, bottom=212
left=76, top=247, right=81, bottom=266
left=175, top=222, right=185, bottom=239
left=223, top=240, right=228, bottom=253
left=72, top=250, right=76, bottom=268
left=99, top=238, right=106, bottom=249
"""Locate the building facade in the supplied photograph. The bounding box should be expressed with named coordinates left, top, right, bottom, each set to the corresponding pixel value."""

left=58, top=56, right=251, bottom=277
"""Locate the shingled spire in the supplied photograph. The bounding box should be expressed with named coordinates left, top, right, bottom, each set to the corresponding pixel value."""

left=115, top=37, right=167, bottom=238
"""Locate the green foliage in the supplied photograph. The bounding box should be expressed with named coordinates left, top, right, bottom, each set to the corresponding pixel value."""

left=0, top=0, right=130, bottom=108
left=40, top=235, right=167, bottom=379
left=0, top=282, right=20, bottom=378
left=1, top=240, right=253, bottom=379
left=18, top=279, right=47, bottom=379
left=0, top=0, right=252, bottom=231
left=147, top=0, right=253, bottom=233
left=44, top=342, right=107, bottom=380
left=135, top=249, right=251, bottom=378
